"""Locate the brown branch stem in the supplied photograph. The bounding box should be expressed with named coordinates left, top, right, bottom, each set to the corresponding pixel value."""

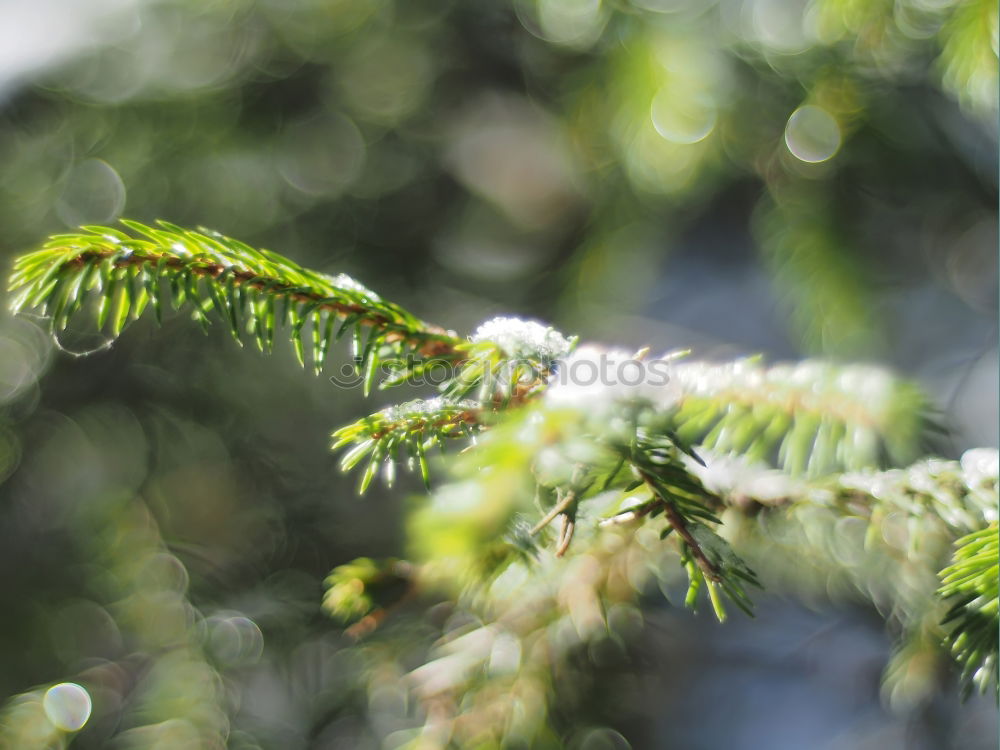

left=554, top=514, right=575, bottom=557
left=368, top=410, right=481, bottom=441
left=639, top=470, right=721, bottom=583
left=531, top=489, right=577, bottom=536
left=63, top=248, right=461, bottom=357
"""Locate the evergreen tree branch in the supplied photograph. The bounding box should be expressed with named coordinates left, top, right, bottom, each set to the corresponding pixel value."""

left=9, top=226, right=990, bottom=744
left=667, top=358, right=934, bottom=475
left=652, top=481, right=720, bottom=581
left=8, top=221, right=463, bottom=377
left=530, top=487, right=578, bottom=536
left=690, top=447, right=998, bottom=699
left=331, top=398, right=483, bottom=492
left=403, top=399, right=761, bottom=620
left=939, top=523, right=999, bottom=695
left=374, top=449, right=997, bottom=748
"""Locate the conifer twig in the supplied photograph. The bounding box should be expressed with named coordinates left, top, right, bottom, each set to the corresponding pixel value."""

left=530, top=489, right=577, bottom=536
left=640, top=470, right=721, bottom=582
left=8, top=222, right=463, bottom=374
left=554, top=513, right=575, bottom=557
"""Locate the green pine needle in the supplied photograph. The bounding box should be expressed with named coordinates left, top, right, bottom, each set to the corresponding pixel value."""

left=8, top=220, right=463, bottom=378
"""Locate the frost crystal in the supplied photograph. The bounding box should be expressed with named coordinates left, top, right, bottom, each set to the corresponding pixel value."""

left=669, top=359, right=906, bottom=426
left=961, top=448, right=999, bottom=489
left=545, top=344, right=683, bottom=410
left=470, top=316, right=571, bottom=361
left=686, top=450, right=803, bottom=504
left=961, top=448, right=999, bottom=522
left=380, top=398, right=476, bottom=422
left=331, top=272, right=380, bottom=301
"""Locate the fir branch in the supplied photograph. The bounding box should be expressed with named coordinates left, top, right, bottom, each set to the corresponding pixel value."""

left=435, top=318, right=575, bottom=406
left=8, top=221, right=463, bottom=375
left=403, top=527, right=663, bottom=749
left=691, top=447, right=998, bottom=697
left=397, top=450, right=997, bottom=749
left=636, top=461, right=761, bottom=621
left=405, top=397, right=760, bottom=620
left=323, top=557, right=415, bottom=639
left=939, top=524, right=999, bottom=695
left=653, top=481, right=721, bottom=582
left=331, top=398, right=482, bottom=492
left=554, top=511, right=575, bottom=557
left=10, top=225, right=989, bottom=721
left=668, top=358, right=932, bottom=475
left=542, top=346, right=932, bottom=478
left=529, top=488, right=578, bottom=536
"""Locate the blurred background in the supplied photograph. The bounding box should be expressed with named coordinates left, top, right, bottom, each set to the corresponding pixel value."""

left=0, top=0, right=996, bottom=747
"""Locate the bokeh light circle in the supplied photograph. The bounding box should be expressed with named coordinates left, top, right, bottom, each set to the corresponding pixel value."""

left=0, top=325, right=50, bottom=405
left=651, top=89, right=717, bottom=144
left=55, top=159, right=126, bottom=227
left=576, top=727, right=632, bottom=750
left=42, top=683, right=92, bottom=732
left=207, top=613, right=264, bottom=666
left=784, top=105, right=841, bottom=163
left=276, top=114, right=366, bottom=197
left=537, top=0, right=607, bottom=48
left=514, top=0, right=608, bottom=49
